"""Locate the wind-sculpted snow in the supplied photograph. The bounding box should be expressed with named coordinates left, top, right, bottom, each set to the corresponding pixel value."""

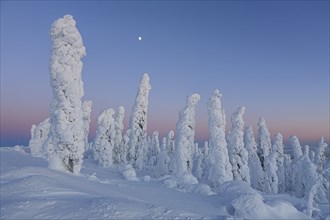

left=2, top=147, right=326, bottom=219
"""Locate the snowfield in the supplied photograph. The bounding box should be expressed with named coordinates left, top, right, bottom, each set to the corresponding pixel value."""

left=2, top=146, right=324, bottom=220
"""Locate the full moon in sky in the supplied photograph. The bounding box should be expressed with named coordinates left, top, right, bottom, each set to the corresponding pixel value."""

left=138, top=36, right=142, bottom=41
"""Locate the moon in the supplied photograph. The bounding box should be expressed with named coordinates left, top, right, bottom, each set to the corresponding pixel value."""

left=138, top=36, right=142, bottom=41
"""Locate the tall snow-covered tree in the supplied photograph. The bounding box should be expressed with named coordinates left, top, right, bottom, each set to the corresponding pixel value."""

left=93, top=109, right=116, bottom=167
left=155, top=137, right=170, bottom=177
left=146, top=131, right=160, bottom=169
left=201, top=141, right=210, bottom=180
left=227, top=106, right=250, bottom=183
left=82, top=100, right=92, bottom=152
left=289, top=135, right=303, bottom=196
left=207, top=89, right=233, bottom=187
left=273, top=133, right=285, bottom=193
left=284, top=154, right=292, bottom=191
left=258, top=117, right=272, bottom=169
left=193, top=146, right=204, bottom=180
left=166, top=130, right=175, bottom=174
left=174, top=94, right=200, bottom=176
left=45, top=15, right=87, bottom=174
left=300, top=152, right=319, bottom=198
left=127, top=74, right=151, bottom=169
left=166, top=130, right=175, bottom=158
left=264, top=148, right=278, bottom=193
left=113, top=106, right=125, bottom=164
left=29, top=118, right=50, bottom=157
left=315, top=137, right=328, bottom=173
left=244, top=125, right=264, bottom=191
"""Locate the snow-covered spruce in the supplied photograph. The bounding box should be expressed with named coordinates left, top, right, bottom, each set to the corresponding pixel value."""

left=244, top=125, right=264, bottom=191
left=93, top=109, right=116, bottom=167
left=283, top=154, right=292, bottom=192
left=289, top=135, right=303, bottom=197
left=227, top=106, right=250, bottom=183
left=273, top=133, right=285, bottom=193
left=192, top=146, right=204, bottom=180
left=315, top=137, right=328, bottom=173
left=207, top=89, right=233, bottom=187
left=113, top=106, right=126, bottom=164
left=300, top=151, right=319, bottom=198
left=166, top=130, right=175, bottom=174
left=145, top=131, right=160, bottom=170
left=264, top=147, right=278, bottom=193
left=155, top=137, right=170, bottom=177
left=82, top=100, right=92, bottom=156
left=127, top=74, right=151, bottom=169
left=44, top=15, right=87, bottom=174
left=29, top=118, right=50, bottom=157
left=174, top=94, right=200, bottom=184
left=258, top=117, right=272, bottom=169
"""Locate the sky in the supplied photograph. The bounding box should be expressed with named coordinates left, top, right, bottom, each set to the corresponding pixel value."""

left=1, top=0, right=329, bottom=147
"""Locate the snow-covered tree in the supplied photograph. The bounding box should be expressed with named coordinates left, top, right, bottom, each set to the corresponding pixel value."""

left=113, top=106, right=125, bottom=164
left=207, top=89, right=233, bottom=187
left=289, top=135, right=303, bottom=196
left=174, top=94, right=200, bottom=176
left=45, top=15, right=87, bottom=174
left=127, top=74, right=151, bottom=169
left=227, top=106, right=250, bottom=183
left=29, top=118, right=50, bottom=157
left=244, top=125, right=264, bottom=191
left=155, top=137, right=170, bottom=177
left=309, top=150, right=315, bottom=164
left=284, top=154, right=292, bottom=191
left=303, top=145, right=310, bottom=156
left=273, top=133, right=285, bottom=193
left=166, top=130, right=175, bottom=158
left=146, top=131, right=160, bottom=169
left=201, top=141, right=210, bottom=180
left=315, top=137, right=328, bottom=173
left=193, top=146, right=204, bottom=180
left=300, top=153, right=319, bottom=198
left=82, top=100, right=92, bottom=155
left=264, top=149, right=278, bottom=193
left=93, top=109, right=116, bottom=167
left=166, top=130, right=175, bottom=174
left=258, top=117, right=272, bottom=169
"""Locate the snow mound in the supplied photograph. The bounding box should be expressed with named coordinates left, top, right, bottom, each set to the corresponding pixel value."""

left=186, top=184, right=216, bottom=196
left=219, top=181, right=309, bottom=219
left=143, top=175, right=151, bottom=182
left=119, top=164, right=139, bottom=181
left=217, top=180, right=256, bottom=196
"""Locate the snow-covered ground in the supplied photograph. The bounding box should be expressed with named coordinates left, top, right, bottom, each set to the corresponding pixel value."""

left=2, top=146, right=328, bottom=219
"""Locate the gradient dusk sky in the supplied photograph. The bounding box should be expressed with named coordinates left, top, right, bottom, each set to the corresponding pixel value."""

left=1, top=1, right=329, bottom=147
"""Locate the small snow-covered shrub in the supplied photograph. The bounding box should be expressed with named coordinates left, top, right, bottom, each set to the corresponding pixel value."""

left=119, top=164, right=139, bottom=181
left=144, top=175, right=151, bottom=182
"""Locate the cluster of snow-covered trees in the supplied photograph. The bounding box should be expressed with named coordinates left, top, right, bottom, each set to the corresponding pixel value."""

left=29, top=15, right=329, bottom=208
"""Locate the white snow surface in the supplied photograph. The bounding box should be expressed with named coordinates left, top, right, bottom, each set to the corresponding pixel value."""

left=1, top=146, right=322, bottom=219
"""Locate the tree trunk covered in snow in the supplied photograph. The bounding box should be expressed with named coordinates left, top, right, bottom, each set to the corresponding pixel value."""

left=45, top=15, right=86, bottom=174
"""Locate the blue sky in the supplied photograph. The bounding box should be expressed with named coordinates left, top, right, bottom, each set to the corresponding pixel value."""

left=1, top=0, right=329, bottom=147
